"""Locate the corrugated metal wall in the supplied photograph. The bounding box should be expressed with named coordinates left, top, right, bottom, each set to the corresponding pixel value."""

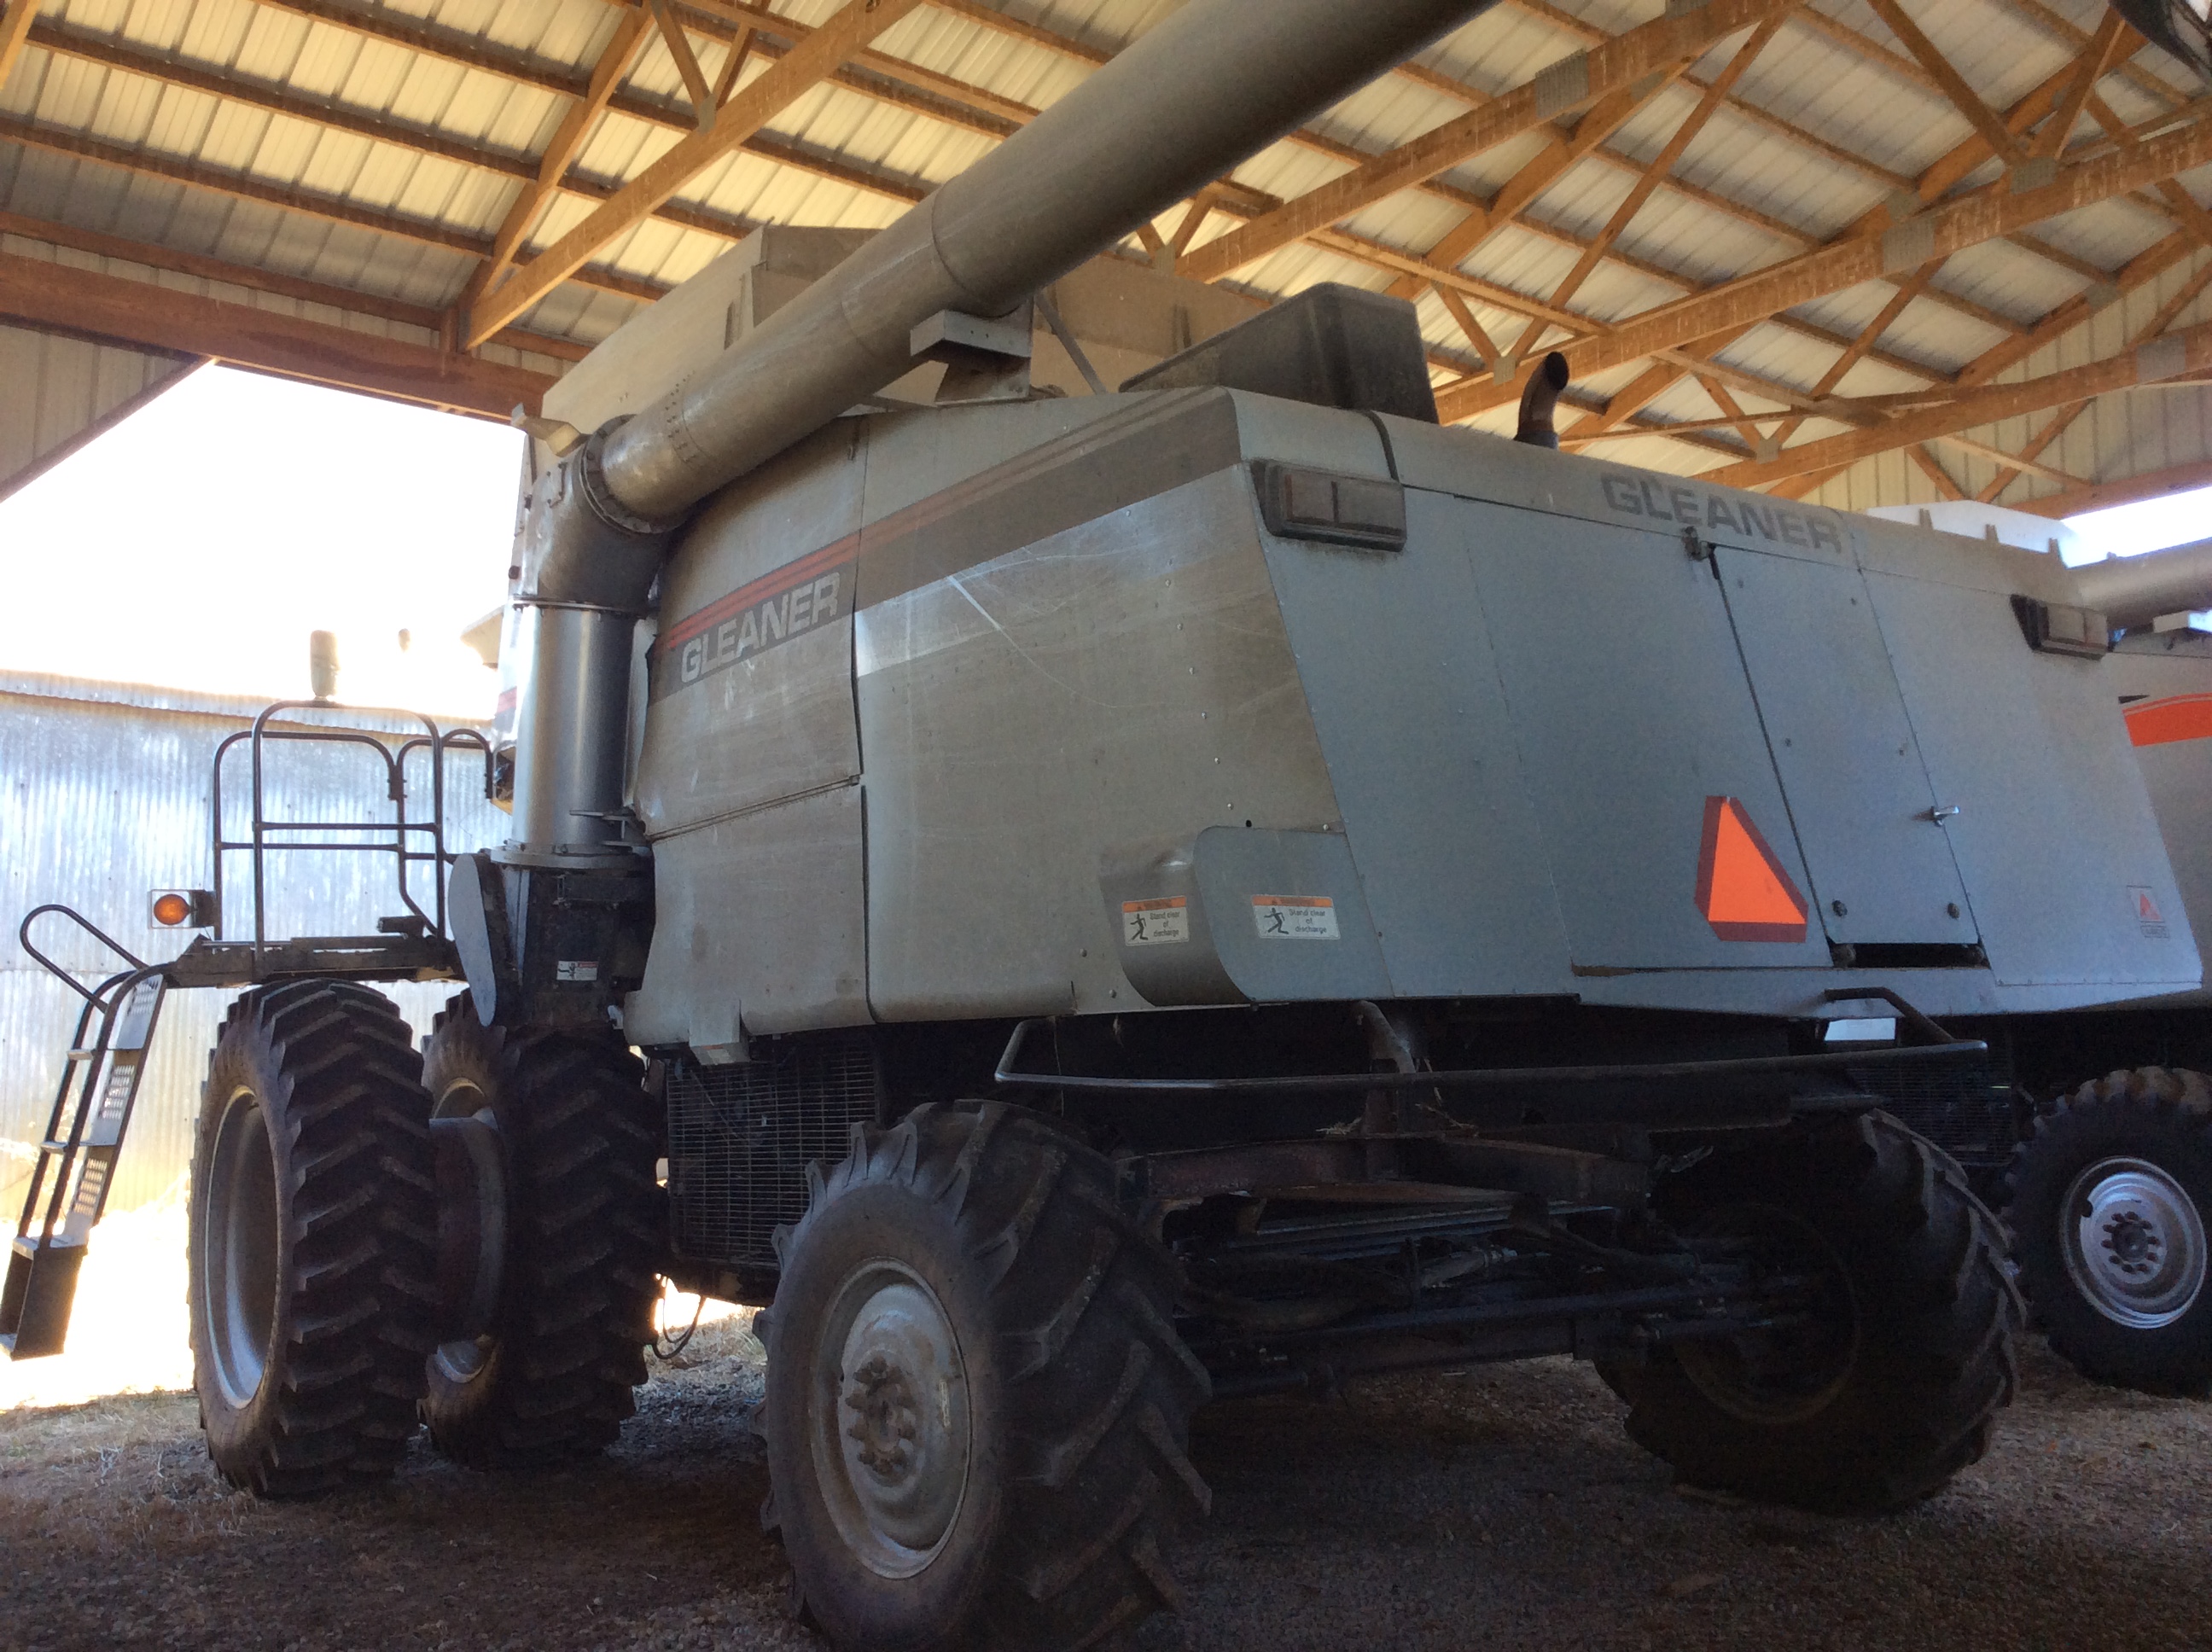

left=0, top=319, right=195, bottom=502
left=0, top=672, right=504, bottom=1214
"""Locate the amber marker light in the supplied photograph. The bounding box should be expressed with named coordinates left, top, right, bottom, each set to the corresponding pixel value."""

left=149, top=889, right=214, bottom=928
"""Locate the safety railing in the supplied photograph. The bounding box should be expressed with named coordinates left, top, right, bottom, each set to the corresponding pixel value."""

left=209, top=701, right=493, bottom=969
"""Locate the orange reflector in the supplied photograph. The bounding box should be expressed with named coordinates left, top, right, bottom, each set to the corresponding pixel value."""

left=2125, top=694, right=2212, bottom=747
left=151, top=893, right=192, bottom=927
left=1695, top=796, right=1808, bottom=943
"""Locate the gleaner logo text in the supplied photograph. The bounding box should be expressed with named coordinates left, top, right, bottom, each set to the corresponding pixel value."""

left=1599, top=472, right=1846, bottom=556
left=659, top=538, right=855, bottom=697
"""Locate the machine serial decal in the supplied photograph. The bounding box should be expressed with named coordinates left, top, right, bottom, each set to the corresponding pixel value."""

left=1599, top=472, right=1846, bottom=556
left=1252, top=896, right=1339, bottom=940
left=2124, top=693, right=2212, bottom=747
left=657, top=538, right=855, bottom=696
left=1121, top=897, right=1190, bottom=946
left=1694, top=796, right=1809, bottom=943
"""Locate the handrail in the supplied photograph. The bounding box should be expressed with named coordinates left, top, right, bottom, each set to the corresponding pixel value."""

left=208, top=701, right=492, bottom=969
left=17, top=905, right=148, bottom=1003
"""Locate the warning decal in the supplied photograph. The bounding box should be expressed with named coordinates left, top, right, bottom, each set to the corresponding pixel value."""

left=1122, top=897, right=1190, bottom=946
left=1694, top=797, right=1808, bottom=943
left=1253, top=895, right=1339, bottom=940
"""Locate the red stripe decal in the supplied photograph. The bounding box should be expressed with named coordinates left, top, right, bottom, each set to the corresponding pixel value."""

left=662, top=534, right=859, bottom=649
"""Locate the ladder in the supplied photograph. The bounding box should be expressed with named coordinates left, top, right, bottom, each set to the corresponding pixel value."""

left=0, top=907, right=169, bottom=1359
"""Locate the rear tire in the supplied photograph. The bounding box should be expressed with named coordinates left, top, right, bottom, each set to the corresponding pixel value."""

left=2005, top=1067, right=2212, bottom=1395
left=763, top=1102, right=1212, bottom=1652
left=1610, top=1110, right=2020, bottom=1514
left=418, top=997, right=661, bottom=1467
left=189, top=982, right=439, bottom=1497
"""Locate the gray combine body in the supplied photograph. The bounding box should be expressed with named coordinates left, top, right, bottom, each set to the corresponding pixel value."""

left=587, top=361, right=2193, bottom=1050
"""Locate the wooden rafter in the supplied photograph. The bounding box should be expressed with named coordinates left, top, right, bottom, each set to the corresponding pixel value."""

left=1975, top=253, right=2212, bottom=502
left=161, top=0, right=2022, bottom=352
left=1181, top=0, right=1792, bottom=286
left=1906, top=445, right=1966, bottom=498
left=1861, top=0, right=2025, bottom=166
left=1546, top=15, right=1787, bottom=315
left=1702, top=314, right=2212, bottom=488
left=0, top=249, right=555, bottom=418
left=1453, top=77, right=2058, bottom=451
left=466, top=0, right=927, bottom=346
left=0, top=0, right=37, bottom=93
left=648, top=0, right=716, bottom=126
left=452, top=10, right=655, bottom=326
left=0, top=209, right=590, bottom=362
left=1445, top=108, right=2212, bottom=423
left=0, top=113, right=671, bottom=310
left=1768, top=223, right=2208, bottom=500
left=2033, top=11, right=2128, bottom=160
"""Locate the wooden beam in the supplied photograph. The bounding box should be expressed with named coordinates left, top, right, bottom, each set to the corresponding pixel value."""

left=1546, top=15, right=1784, bottom=313
left=1179, top=0, right=1793, bottom=284
left=1380, top=57, right=1700, bottom=304
left=1861, top=0, right=2024, bottom=166
left=453, top=9, right=654, bottom=326
left=466, top=0, right=927, bottom=346
left=1439, top=56, right=2096, bottom=434
left=0, top=250, right=556, bottom=418
left=2011, top=457, right=2212, bottom=518
left=26, top=18, right=899, bottom=255
left=0, top=113, right=670, bottom=310
left=1432, top=282, right=1503, bottom=368
left=0, top=208, right=590, bottom=362
left=1906, top=444, right=1966, bottom=498
left=0, top=0, right=37, bottom=93
left=1982, top=253, right=2212, bottom=499
left=2033, top=11, right=2128, bottom=160
left=1700, top=315, right=2212, bottom=489
left=1443, top=109, right=2212, bottom=422
left=648, top=0, right=715, bottom=125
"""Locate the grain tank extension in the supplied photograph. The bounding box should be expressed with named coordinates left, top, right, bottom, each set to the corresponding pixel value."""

left=4, top=2, right=2200, bottom=1648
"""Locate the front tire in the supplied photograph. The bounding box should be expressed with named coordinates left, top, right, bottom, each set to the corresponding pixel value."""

left=763, top=1102, right=1212, bottom=1652
left=418, top=997, right=661, bottom=1467
left=1610, top=1110, right=2020, bottom=1514
left=2006, top=1067, right=2212, bottom=1395
left=189, top=982, right=439, bottom=1497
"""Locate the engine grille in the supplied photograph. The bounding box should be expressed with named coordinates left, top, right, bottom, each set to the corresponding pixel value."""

left=1848, top=1063, right=2016, bottom=1167
left=666, top=1032, right=880, bottom=1269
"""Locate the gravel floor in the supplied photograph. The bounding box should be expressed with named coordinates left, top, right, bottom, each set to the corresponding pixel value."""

left=1, top=1323, right=2204, bottom=1652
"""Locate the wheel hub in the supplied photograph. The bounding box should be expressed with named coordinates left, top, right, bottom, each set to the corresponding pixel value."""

left=2063, top=1158, right=2206, bottom=1329
left=814, top=1264, right=971, bottom=1579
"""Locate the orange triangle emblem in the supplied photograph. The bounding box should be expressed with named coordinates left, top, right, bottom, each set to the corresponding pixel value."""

left=1696, top=796, right=1808, bottom=942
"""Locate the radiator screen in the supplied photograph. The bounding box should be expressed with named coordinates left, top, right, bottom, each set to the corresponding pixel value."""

left=666, top=1032, right=880, bottom=1268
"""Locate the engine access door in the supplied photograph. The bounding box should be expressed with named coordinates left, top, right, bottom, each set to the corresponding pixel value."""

left=1710, top=537, right=1977, bottom=948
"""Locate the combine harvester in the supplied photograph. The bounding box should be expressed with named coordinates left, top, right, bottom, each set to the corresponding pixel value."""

left=3, top=1, right=2203, bottom=1645
left=1856, top=503, right=2212, bottom=1396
